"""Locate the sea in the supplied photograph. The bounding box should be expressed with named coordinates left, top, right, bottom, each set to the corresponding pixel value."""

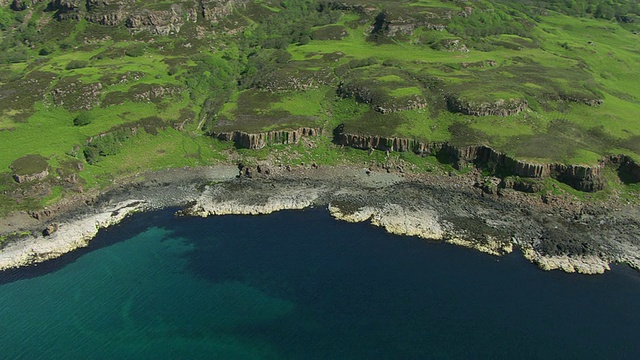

left=0, top=208, right=639, bottom=359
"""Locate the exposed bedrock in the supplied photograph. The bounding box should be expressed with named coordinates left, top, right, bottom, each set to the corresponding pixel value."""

left=559, top=94, right=604, bottom=107
left=45, top=0, right=245, bottom=32
left=447, top=96, right=528, bottom=117
left=212, top=127, right=321, bottom=149
left=606, top=154, right=640, bottom=183
left=49, top=0, right=83, bottom=20
left=337, top=82, right=428, bottom=114
left=335, top=130, right=640, bottom=192
left=321, top=1, right=377, bottom=16
left=177, top=175, right=640, bottom=274
left=11, top=0, right=45, bottom=10
left=12, top=169, right=48, bottom=183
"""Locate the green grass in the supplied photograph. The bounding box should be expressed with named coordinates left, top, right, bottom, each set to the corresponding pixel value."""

left=213, top=88, right=329, bottom=133
left=389, top=86, right=422, bottom=97
left=42, top=185, right=63, bottom=206
left=377, top=74, right=405, bottom=82
left=80, top=129, right=233, bottom=188
left=270, top=88, right=329, bottom=116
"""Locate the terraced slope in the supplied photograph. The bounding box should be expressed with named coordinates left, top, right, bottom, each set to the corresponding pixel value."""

left=0, top=0, right=639, bottom=215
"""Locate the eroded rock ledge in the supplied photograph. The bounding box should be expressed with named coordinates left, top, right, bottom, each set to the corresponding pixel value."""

left=46, top=0, right=247, bottom=34
left=335, top=130, right=640, bottom=192
left=0, top=200, right=144, bottom=271
left=1, top=166, right=638, bottom=275
left=212, top=127, right=321, bottom=149
left=447, top=97, right=529, bottom=117
left=177, top=171, right=640, bottom=274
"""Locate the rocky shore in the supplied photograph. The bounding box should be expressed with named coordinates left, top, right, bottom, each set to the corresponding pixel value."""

left=0, top=200, right=144, bottom=271
left=1, top=163, right=639, bottom=274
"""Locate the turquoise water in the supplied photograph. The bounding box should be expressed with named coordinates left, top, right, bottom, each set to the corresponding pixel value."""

left=1, top=208, right=639, bottom=359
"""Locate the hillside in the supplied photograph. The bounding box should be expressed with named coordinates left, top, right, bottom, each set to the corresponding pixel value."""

left=0, top=0, right=639, bottom=216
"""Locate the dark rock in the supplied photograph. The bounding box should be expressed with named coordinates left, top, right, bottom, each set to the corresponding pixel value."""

left=334, top=128, right=613, bottom=192
left=43, top=223, right=59, bottom=237
left=213, top=127, right=321, bottom=149
left=11, top=0, right=27, bottom=11
left=447, top=96, right=528, bottom=117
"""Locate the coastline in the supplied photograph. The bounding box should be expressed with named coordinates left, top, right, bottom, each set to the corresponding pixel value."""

left=0, top=163, right=639, bottom=274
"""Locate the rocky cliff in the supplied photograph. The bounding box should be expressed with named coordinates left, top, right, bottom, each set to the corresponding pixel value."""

left=42, top=0, right=245, bottom=33
left=447, top=97, right=528, bottom=116
left=9, top=0, right=44, bottom=11
left=338, top=82, right=428, bottom=114
left=606, top=154, right=640, bottom=183
left=334, top=129, right=640, bottom=192
left=213, top=127, right=321, bottom=149
left=335, top=130, right=441, bottom=154
left=439, top=143, right=606, bottom=191
left=12, top=169, right=48, bottom=183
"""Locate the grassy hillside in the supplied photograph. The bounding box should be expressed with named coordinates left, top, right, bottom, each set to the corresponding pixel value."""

left=0, top=0, right=639, bottom=214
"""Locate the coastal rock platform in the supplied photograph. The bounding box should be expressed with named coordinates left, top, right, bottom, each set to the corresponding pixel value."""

left=1, top=164, right=639, bottom=274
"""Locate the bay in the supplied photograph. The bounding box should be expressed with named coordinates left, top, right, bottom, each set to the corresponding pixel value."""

left=1, top=208, right=639, bottom=359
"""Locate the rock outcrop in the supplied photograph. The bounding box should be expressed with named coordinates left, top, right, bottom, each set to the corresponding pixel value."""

left=10, top=154, right=50, bottom=183
left=559, top=94, right=603, bottom=106
left=338, top=82, right=428, bottom=113
left=333, top=129, right=640, bottom=192
left=12, top=169, right=48, bottom=183
left=213, top=127, right=321, bottom=149
left=606, top=154, right=640, bottom=183
left=201, top=0, right=247, bottom=22
left=51, top=81, right=103, bottom=111
left=522, top=246, right=610, bottom=274
left=255, top=67, right=336, bottom=92
left=183, top=187, right=320, bottom=217
left=447, top=97, right=528, bottom=116
left=0, top=200, right=144, bottom=271
left=44, top=0, right=245, bottom=33
left=322, top=1, right=377, bottom=16
left=370, top=11, right=418, bottom=37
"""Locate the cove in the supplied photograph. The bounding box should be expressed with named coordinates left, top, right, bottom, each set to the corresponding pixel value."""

left=1, top=208, right=639, bottom=359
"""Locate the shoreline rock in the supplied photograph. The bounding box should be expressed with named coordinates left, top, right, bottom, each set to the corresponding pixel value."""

left=0, top=165, right=638, bottom=275
left=183, top=185, right=322, bottom=216
left=0, top=199, right=145, bottom=271
left=522, top=246, right=611, bottom=274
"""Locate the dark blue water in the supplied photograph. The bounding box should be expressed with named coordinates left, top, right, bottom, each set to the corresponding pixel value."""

left=1, top=208, right=639, bottom=359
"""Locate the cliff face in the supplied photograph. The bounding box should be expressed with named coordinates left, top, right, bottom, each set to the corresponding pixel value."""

left=338, top=82, right=428, bottom=114
left=45, top=0, right=244, bottom=32
left=559, top=94, right=604, bottom=107
left=50, top=0, right=83, bottom=20
left=334, top=130, right=638, bottom=192
left=213, top=127, right=321, bottom=149
left=201, top=0, right=247, bottom=22
left=447, top=97, right=528, bottom=117
left=336, top=132, right=441, bottom=154
left=440, top=144, right=605, bottom=191
left=9, top=0, right=44, bottom=11
left=607, top=154, right=640, bottom=183
left=323, top=1, right=377, bottom=16
left=12, top=169, right=48, bottom=183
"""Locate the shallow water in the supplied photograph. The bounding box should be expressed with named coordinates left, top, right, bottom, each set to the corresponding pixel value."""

left=1, top=208, right=639, bottom=359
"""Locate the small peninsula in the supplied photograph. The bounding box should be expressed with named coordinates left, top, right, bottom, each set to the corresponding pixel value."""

left=0, top=0, right=639, bottom=273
